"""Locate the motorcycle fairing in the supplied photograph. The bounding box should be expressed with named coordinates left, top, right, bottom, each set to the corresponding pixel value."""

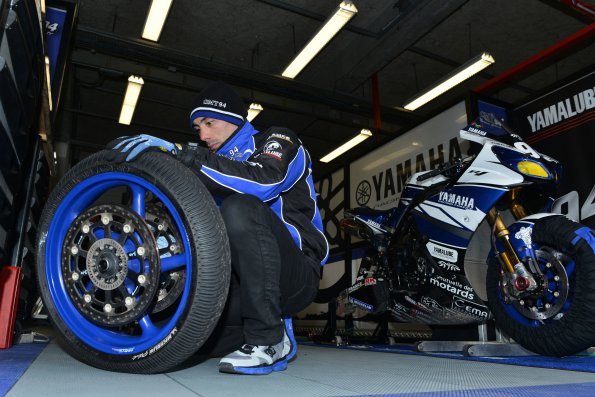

left=412, top=184, right=507, bottom=248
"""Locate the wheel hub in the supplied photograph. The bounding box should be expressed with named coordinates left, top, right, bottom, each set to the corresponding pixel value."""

left=62, top=204, right=160, bottom=327
left=86, top=239, right=128, bottom=290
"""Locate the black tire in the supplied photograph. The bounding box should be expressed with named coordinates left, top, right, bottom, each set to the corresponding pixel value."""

left=36, top=150, right=231, bottom=373
left=486, top=215, right=595, bottom=356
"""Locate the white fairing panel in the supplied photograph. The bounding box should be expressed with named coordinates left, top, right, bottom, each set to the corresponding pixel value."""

left=457, top=142, right=524, bottom=186
left=416, top=202, right=486, bottom=231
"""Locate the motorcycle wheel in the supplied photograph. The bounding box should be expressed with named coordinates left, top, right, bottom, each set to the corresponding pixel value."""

left=486, top=215, right=595, bottom=356
left=36, top=150, right=231, bottom=373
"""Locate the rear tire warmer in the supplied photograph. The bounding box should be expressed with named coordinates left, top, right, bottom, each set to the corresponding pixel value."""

left=36, top=151, right=231, bottom=373
left=486, top=215, right=595, bottom=357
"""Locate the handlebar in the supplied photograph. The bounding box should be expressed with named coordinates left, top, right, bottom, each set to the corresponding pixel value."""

left=416, top=159, right=464, bottom=181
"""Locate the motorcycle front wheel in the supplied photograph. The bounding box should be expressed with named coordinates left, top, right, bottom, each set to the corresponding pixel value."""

left=486, top=215, right=595, bottom=356
left=36, top=151, right=231, bottom=373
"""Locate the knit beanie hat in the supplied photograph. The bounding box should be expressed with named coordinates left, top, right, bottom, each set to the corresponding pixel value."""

left=189, top=81, right=247, bottom=126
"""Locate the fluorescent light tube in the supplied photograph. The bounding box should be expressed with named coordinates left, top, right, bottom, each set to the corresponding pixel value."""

left=119, top=75, right=144, bottom=125
left=247, top=103, right=263, bottom=122
left=44, top=56, right=52, bottom=111
left=282, top=1, right=357, bottom=79
left=403, top=52, right=495, bottom=111
left=142, top=0, right=173, bottom=41
left=320, top=129, right=372, bottom=163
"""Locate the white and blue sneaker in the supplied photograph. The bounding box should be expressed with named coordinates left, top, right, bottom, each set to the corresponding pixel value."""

left=218, top=340, right=288, bottom=375
left=219, top=318, right=297, bottom=375
left=283, top=316, right=297, bottom=361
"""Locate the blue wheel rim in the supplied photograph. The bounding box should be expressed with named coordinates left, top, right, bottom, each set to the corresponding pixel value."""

left=46, top=172, right=192, bottom=355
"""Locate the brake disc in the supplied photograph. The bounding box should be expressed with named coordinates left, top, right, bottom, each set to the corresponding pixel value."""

left=62, top=204, right=160, bottom=327
left=511, top=248, right=569, bottom=321
left=145, top=203, right=186, bottom=313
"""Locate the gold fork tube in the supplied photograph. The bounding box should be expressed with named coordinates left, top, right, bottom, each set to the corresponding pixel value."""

left=486, top=208, right=520, bottom=274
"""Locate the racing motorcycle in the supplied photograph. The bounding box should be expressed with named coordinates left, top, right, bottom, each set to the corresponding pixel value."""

left=339, top=121, right=595, bottom=357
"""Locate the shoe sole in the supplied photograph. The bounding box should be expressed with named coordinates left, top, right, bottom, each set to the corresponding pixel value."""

left=219, top=359, right=288, bottom=375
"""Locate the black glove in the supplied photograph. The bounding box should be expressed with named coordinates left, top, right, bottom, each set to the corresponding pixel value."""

left=177, top=143, right=210, bottom=168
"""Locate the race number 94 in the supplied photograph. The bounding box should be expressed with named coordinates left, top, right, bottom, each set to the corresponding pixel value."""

left=553, top=184, right=595, bottom=222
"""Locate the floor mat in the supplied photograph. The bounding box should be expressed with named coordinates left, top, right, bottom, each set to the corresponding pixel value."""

left=299, top=342, right=595, bottom=373
left=0, top=342, right=49, bottom=396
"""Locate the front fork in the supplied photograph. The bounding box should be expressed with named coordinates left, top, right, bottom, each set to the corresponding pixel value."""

left=486, top=193, right=539, bottom=294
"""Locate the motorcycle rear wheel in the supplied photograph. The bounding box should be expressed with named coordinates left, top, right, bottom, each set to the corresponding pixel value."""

left=36, top=151, right=231, bottom=373
left=486, top=215, right=595, bottom=356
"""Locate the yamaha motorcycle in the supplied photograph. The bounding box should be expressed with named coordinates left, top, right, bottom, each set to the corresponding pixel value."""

left=340, top=121, right=595, bottom=357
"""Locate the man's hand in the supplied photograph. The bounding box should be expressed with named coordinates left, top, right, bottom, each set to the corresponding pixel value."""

left=106, top=134, right=178, bottom=163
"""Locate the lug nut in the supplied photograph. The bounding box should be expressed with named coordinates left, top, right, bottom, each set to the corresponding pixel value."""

left=104, top=304, right=113, bottom=313
left=125, top=296, right=134, bottom=306
left=546, top=262, right=551, bottom=268
left=84, top=294, right=92, bottom=303
left=169, top=245, right=176, bottom=252
left=554, top=275, right=560, bottom=281
left=137, top=247, right=145, bottom=256
left=101, top=216, right=110, bottom=225
left=138, top=275, right=146, bottom=284
left=72, top=272, right=79, bottom=281
left=553, top=291, right=560, bottom=297
left=519, top=300, right=525, bottom=306
left=545, top=303, right=551, bottom=309
left=70, top=246, right=79, bottom=255
left=82, top=224, right=90, bottom=233
left=123, top=224, right=131, bottom=233
left=157, top=224, right=164, bottom=231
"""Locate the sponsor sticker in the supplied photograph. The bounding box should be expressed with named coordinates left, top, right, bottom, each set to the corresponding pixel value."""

left=262, top=140, right=283, bottom=160
left=452, top=296, right=489, bottom=319
left=437, top=260, right=461, bottom=272
left=348, top=296, right=373, bottom=312
left=426, top=241, right=459, bottom=262
left=270, top=133, right=293, bottom=144
left=438, top=192, right=475, bottom=209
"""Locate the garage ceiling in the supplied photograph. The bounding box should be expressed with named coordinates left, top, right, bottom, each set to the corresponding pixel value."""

left=55, top=0, right=595, bottom=179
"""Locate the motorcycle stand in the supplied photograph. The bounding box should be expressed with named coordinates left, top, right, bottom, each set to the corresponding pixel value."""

left=414, top=323, right=537, bottom=357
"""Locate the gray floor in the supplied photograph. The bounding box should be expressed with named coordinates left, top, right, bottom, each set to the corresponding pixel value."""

left=6, top=340, right=595, bottom=397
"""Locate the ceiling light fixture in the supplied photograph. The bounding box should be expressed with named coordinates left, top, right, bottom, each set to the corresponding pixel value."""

left=142, top=0, right=174, bottom=41
left=320, top=129, right=372, bottom=163
left=247, top=103, right=263, bottom=122
left=119, top=75, right=144, bottom=125
left=403, top=52, right=495, bottom=111
left=44, top=56, right=52, bottom=111
left=282, top=1, right=357, bottom=79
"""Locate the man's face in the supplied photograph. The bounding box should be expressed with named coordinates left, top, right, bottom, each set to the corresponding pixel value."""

left=192, top=117, right=238, bottom=151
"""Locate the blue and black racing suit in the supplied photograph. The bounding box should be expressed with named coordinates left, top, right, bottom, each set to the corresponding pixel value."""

left=183, top=120, right=329, bottom=346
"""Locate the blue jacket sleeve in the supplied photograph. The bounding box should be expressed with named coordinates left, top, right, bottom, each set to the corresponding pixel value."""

left=194, top=129, right=307, bottom=202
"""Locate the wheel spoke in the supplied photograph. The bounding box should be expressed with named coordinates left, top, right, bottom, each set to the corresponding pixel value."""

left=118, top=284, right=131, bottom=299
left=117, top=232, right=129, bottom=246
left=104, top=289, right=112, bottom=304
left=130, top=185, right=146, bottom=218
left=160, top=254, right=186, bottom=272
left=138, top=315, right=158, bottom=337
left=128, top=258, right=141, bottom=274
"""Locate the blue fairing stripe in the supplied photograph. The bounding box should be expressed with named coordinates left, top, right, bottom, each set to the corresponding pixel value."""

left=200, top=146, right=307, bottom=202
left=572, top=227, right=595, bottom=254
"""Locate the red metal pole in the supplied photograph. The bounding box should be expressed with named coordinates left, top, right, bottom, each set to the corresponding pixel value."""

left=474, top=23, right=595, bottom=94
